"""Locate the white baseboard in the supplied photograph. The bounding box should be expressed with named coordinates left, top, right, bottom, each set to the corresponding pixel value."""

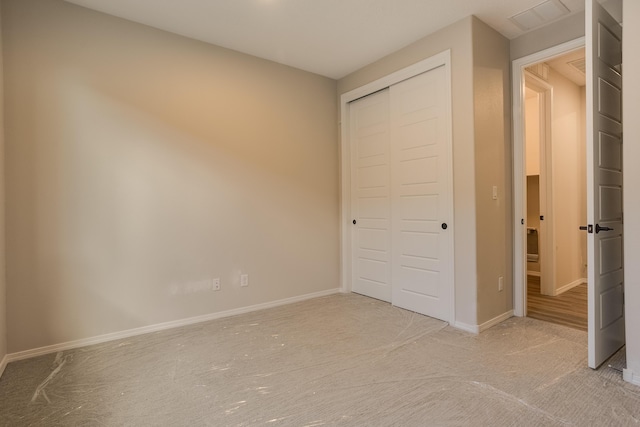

left=0, top=354, right=7, bottom=379
left=556, top=278, right=586, bottom=295
left=452, top=321, right=479, bottom=334
left=453, top=310, right=514, bottom=335
left=527, top=271, right=541, bottom=277
left=6, top=288, right=341, bottom=364
left=479, top=310, right=514, bottom=333
left=623, top=368, right=640, bottom=387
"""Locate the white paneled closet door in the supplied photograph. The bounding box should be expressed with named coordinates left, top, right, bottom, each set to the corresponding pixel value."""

left=350, top=64, right=453, bottom=322
left=351, top=89, right=393, bottom=302
left=390, top=66, right=452, bottom=321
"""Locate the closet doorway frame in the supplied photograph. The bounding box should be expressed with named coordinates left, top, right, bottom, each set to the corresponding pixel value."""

left=339, top=50, right=455, bottom=324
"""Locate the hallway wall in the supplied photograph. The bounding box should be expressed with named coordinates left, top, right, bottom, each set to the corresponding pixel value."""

left=548, top=68, right=587, bottom=294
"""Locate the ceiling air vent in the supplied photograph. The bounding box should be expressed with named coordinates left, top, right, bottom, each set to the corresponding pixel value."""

left=510, top=0, right=570, bottom=31
left=568, top=58, right=586, bottom=75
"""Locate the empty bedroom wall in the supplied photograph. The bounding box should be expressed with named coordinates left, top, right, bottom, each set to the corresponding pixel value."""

left=2, top=0, right=339, bottom=353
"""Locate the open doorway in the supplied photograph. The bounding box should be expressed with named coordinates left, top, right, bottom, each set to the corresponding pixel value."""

left=523, top=49, right=588, bottom=331
left=514, top=1, right=624, bottom=369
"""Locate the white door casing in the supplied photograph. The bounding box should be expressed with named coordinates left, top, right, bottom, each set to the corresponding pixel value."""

left=390, top=67, right=452, bottom=320
left=351, top=89, right=392, bottom=302
left=586, top=0, right=625, bottom=369
left=341, top=51, right=454, bottom=323
left=524, top=73, right=556, bottom=297
left=512, top=37, right=585, bottom=318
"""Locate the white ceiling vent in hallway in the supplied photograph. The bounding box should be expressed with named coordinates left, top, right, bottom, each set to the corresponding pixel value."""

left=509, top=0, right=570, bottom=31
left=568, top=58, right=586, bottom=75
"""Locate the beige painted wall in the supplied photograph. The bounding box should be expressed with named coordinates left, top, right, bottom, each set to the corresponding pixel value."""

left=623, top=0, right=640, bottom=384
left=337, top=17, right=478, bottom=327
left=525, top=91, right=541, bottom=176
left=548, top=69, right=587, bottom=292
left=0, top=1, right=6, bottom=365
left=472, top=17, right=512, bottom=325
left=2, top=0, right=339, bottom=353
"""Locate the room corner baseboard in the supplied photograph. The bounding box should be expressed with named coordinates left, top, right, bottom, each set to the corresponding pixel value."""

left=453, top=311, right=514, bottom=335
left=623, top=368, right=640, bottom=387
left=556, top=278, right=586, bottom=295
left=0, top=354, right=8, bottom=379
left=452, top=321, right=479, bottom=334
left=6, top=288, right=341, bottom=364
left=479, top=310, right=514, bottom=333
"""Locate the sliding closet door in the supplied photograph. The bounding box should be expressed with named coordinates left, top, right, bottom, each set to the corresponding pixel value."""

left=350, top=89, right=392, bottom=302
left=349, top=64, right=453, bottom=321
left=390, top=66, right=453, bottom=321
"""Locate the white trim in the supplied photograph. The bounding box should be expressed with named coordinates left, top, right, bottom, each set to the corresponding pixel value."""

left=0, top=354, right=7, bottom=378
left=512, top=37, right=585, bottom=317
left=479, top=310, right=515, bottom=333
left=452, top=321, right=479, bottom=335
left=556, top=278, right=586, bottom=295
left=623, top=368, right=640, bottom=387
left=525, top=73, right=556, bottom=296
left=5, top=288, right=340, bottom=363
left=452, top=311, right=513, bottom=335
left=340, top=50, right=456, bottom=325
left=527, top=271, right=541, bottom=277
left=339, top=51, right=451, bottom=106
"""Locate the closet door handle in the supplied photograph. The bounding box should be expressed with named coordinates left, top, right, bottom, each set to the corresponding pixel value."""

left=441, top=223, right=448, bottom=230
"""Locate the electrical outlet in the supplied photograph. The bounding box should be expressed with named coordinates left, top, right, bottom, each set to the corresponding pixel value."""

left=498, top=276, right=504, bottom=292
left=240, top=274, right=249, bottom=287
left=213, top=278, right=221, bottom=291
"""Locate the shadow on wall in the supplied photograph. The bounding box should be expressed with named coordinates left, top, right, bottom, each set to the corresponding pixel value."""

left=5, top=0, right=338, bottom=353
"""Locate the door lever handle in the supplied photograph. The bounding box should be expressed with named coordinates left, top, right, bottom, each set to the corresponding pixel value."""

left=595, top=224, right=613, bottom=233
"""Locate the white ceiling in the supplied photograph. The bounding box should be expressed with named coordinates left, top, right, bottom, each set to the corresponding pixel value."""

left=64, top=0, right=587, bottom=79
left=547, top=48, right=586, bottom=86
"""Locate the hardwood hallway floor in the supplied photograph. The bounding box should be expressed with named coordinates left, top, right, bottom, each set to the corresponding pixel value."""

left=527, top=275, right=588, bottom=331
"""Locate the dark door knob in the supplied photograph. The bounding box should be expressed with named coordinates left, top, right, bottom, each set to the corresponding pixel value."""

left=353, top=219, right=357, bottom=225
left=442, top=223, right=448, bottom=230
left=596, top=224, right=613, bottom=233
